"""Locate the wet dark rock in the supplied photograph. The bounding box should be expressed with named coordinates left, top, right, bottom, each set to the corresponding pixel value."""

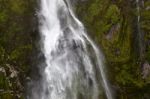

left=142, top=62, right=150, bottom=79
left=106, top=24, right=120, bottom=40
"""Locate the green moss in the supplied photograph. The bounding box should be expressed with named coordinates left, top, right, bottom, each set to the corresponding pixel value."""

left=9, top=0, right=27, bottom=14
left=105, top=4, right=120, bottom=23
left=141, top=9, right=150, bottom=31
left=142, top=0, right=150, bottom=63
left=0, top=0, right=36, bottom=98
left=0, top=92, right=15, bottom=99
left=76, top=0, right=150, bottom=98
left=10, top=44, right=32, bottom=72
left=87, top=2, right=100, bottom=23
left=116, top=67, right=133, bottom=85
left=0, top=46, right=5, bottom=62
left=0, top=11, right=8, bottom=23
left=10, top=45, right=32, bottom=61
left=0, top=73, right=9, bottom=90
left=146, top=47, right=150, bottom=62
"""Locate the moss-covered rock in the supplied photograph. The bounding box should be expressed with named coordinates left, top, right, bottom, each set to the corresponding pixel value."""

left=76, top=0, right=150, bottom=98
left=0, top=0, right=37, bottom=98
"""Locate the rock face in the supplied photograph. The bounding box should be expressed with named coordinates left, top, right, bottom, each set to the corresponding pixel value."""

left=142, top=62, right=150, bottom=79
left=75, top=0, right=150, bottom=98
left=0, top=0, right=37, bottom=98
left=0, top=0, right=149, bottom=99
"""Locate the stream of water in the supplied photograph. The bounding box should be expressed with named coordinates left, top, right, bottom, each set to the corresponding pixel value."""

left=28, top=0, right=112, bottom=99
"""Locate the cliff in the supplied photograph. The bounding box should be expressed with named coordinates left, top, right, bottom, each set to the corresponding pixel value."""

left=0, top=0, right=150, bottom=98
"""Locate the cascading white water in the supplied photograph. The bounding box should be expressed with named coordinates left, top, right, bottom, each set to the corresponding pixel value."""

left=136, top=0, right=140, bottom=23
left=29, top=0, right=112, bottom=99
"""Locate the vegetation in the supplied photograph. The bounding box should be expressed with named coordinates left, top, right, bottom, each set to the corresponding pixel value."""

left=0, top=0, right=37, bottom=98
left=76, top=0, right=150, bottom=98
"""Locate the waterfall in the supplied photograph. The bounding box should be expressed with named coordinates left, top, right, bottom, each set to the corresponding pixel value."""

left=136, top=0, right=143, bottom=60
left=136, top=0, right=140, bottom=23
left=28, top=0, right=112, bottom=99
